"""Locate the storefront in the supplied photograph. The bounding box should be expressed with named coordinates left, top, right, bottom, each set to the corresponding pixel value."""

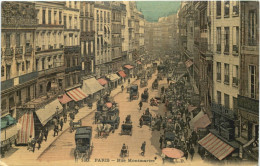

left=1, top=115, right=18, bottom=157
left=123, top=65, right=134, bottom=78
left=35, top=99, right=63, bottom=135
left=106, top=74, right=120, bottom=89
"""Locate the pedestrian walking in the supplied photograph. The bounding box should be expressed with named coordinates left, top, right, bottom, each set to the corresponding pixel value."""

left=184, top=148, right=189, bottom=160
left=60, top=119, right=64, bottom=131
left=63, top=113, right=67, bottom=123
left=141, top=141, right=146, bottom=156
left=128, top=78, right=130, bottom=85
left=139, top=117, right=143, bottom=128
left=138, top=101, right=143, bottom=110
left=37, top=131, right=43, bottom=150
left=44, top=128, right=49, bottom=141
left=121, top=85, right=124, bottom=92
left=159, top=135, right=163, bottom=149
left=54, top=125, right=59, bottom=137
left=167, top=77, right=170, bottom=84
left=27, top=135, right=33, bottom=150
left=189, top=146, right=195, bottom=161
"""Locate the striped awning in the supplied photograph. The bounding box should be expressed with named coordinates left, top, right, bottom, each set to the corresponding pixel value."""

left=118, top=71, right=126, bottom=78
left=67, top=88, right=88, bottom=102
left=17, top=112, right=35, bottom=144
left=58, top=94, right=72, bottom=104
left=98, top=78, right=108, bottom=86
left=198, top=133, right=235, bottom=160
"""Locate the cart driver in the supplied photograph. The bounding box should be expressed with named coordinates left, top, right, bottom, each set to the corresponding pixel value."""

left=121, top=143, right=127, bottom=154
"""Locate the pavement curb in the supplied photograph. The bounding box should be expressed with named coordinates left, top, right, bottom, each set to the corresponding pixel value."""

left=37, top=79, right=138, bottom=160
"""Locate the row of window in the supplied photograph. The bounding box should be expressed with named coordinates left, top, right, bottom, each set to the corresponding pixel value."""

left=36, top=55, right=62, bottom=71
left=4, top=33, right=32, bottom=49
left=216, top=91, right=236, bottom=109
left=1, top=61, right=30, bottom=78
left=216, top=62, right=238, bottom=86
left=96, top=10, right=110, bottom=23
left=63, top=15, right=79, bottom=29
left=80, top=19, right=94, bottom=32
left=41, top=9, right=62, bottom=25
left=216, top=26, right=239, bottom=54
left=216, top=1, right=239, bottom=18
left=66, top=56, right=79, bottom=68
left=216, top=63, right=257, bottom=99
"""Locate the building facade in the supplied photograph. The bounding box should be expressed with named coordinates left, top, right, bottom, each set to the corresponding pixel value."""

left=236, top=1, right=259, bottom=161
left=94, top=2, right=112, bottom=78
left=80, top=1, right=95, bottom=76
left=1, top=2, right=37, bottom=118
left=63, top=1, right=81, bottom=89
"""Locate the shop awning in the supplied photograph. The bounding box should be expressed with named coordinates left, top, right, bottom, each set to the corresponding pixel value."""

left=117, top=71, right=127, bottom=78
left=106, top=74, right=120, bottom=82
left=35, top=99, right=63, bottom=126
left=189, top=111, right=204, bottom=128
left=82, top=78, right=104, bottom=95
left=188, top=105, right=197, bottom=112
left=124, top=65, right=134, bottom=69
left=193, top=114, right=211, bottom=131
left=67, top=88, right=88, bottom=102
left=1, top=115, right=16, bottom=130
left=58, top=94, right=72, bottom=104
left=198, top=133, right=235, bottom=160
left=17, top=112, right=35, bottom=144
left=97, top=78, right=108, bottom=86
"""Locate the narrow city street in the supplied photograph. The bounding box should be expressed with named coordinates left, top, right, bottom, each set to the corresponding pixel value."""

left=38, top=71, right=163, bottom=162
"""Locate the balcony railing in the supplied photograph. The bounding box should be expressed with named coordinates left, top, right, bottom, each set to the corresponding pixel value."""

left=15, top=47, right=23, bottom=57
left=211, top=102, right=235, bottom=119
left=4, top=48, right=14, bottom=57
left=65, top=65, right=81, bottom=73
left=38, top=65, right=65, bottom=77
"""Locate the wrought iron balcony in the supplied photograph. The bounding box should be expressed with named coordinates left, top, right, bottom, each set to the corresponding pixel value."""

left=4, top=48, right=14, bottom=57
left=38, top=65, right=65, bottom=77
left=211, top=102, right=235, bottom=120
left=15, top=47, right=23, bottom=57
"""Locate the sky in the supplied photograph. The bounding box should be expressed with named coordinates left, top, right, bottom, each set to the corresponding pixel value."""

left=136, top=1, right=181, bottom=22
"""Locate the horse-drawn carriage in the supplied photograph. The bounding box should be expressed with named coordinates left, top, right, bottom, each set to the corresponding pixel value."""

left=74, top=126, right=93, bottom=162
left=141, top=109, right=152, bottom=126
left=163, top=132, right=175, bottom=148
left=152, top=79, right=158, bottom=89
left=121, top=115, right=132, bottom=136
left=141, top=88, right=149, bottom=102
left=129, top=84, right=139, bottom=101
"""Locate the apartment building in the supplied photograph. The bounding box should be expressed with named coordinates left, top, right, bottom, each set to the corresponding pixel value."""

left=94, top=2, right=112, bottom=77
left=80, top=1, right=95, bottom=75
left=63, top=1, right=81, bottom=89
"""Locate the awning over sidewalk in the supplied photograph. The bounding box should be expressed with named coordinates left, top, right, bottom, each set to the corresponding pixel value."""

left=58, top=94, right=72, bottom=104
left=17, top=112, right=34, bottom=144
left=106, top=74, right=120, bottom=82
left=97, top=78, right=108, bottom=86
left=124, top=65, right=134, bottom=69
left=82, top=78, right=104, bottom=95
left=189, top=111, right=204, bottom=127
left=36, top=99, right=63, bottom=126
left=1, top=115, right=18, bottom=145
left=118, top=71, right=127, bottom=78
left=193, top=114, right=211, bottom=131
left=198, top=133, right=235, bottom=160
left=67, top=88, right=88, bottom=102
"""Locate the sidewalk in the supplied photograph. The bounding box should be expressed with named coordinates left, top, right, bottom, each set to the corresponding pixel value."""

left=1, top=77, right=137, bottom=163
